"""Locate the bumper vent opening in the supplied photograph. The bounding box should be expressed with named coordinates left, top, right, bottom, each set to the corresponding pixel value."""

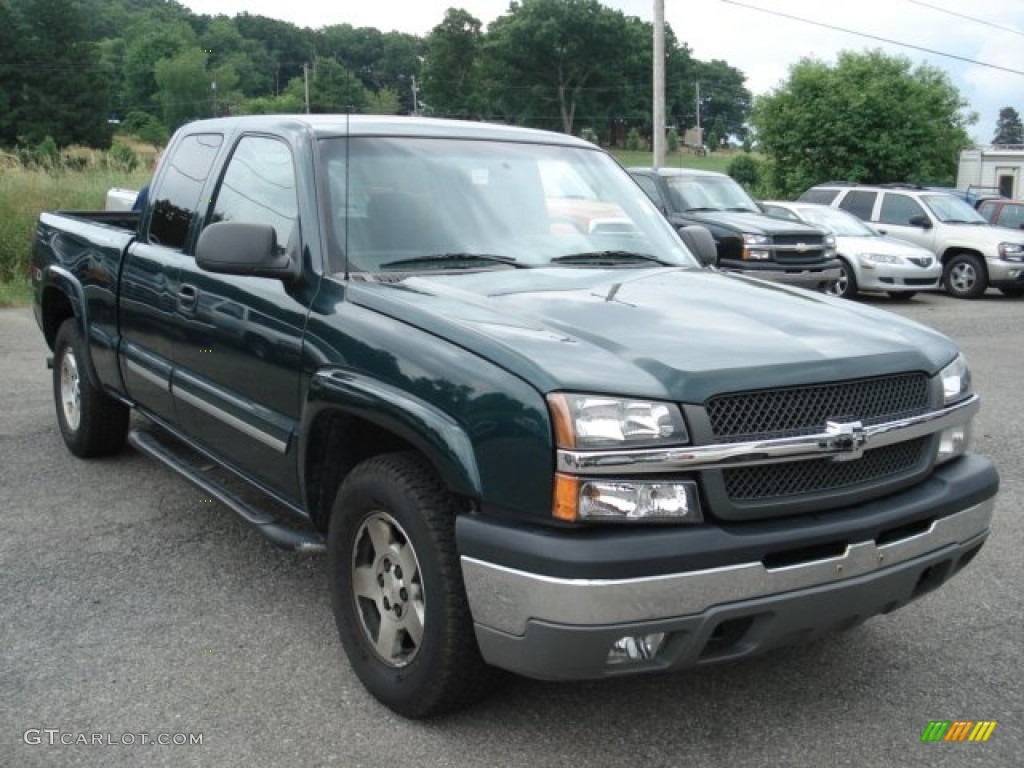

left=699, top=616, right=756, bottom=660
left=912, top=559, right=954, bottom=598
left=876, top=517, right=935, bottom=546
left=953, top=542, right=984, bottom=575
left=763, top=540, right=847, bottom=570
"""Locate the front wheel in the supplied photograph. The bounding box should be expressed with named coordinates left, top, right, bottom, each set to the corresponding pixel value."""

left=827, top=258, right=858, bottom=299
left=327, top=452, right=494, bottom=718
left=53, top=319, right=129, bottom=457
left=943, top=254, right=987, bottom=299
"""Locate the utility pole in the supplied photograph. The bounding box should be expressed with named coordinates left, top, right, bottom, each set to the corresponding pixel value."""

left=695, top=80, right=701, bottom=146
left=411, top=75, right=420, bottom=116
left=303, top=63, right=310, bottom=114
left=211, top=80, right=217, bottom=118
left=652, top=0, right=666, bottom=168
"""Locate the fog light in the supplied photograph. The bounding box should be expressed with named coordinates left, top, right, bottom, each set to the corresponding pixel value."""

left=936, top=423, right=970, bottom=464
left=607, top=632, right=666, bottom=665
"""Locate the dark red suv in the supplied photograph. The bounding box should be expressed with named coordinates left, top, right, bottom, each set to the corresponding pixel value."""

left=978, top=199, right=1024, bottom=230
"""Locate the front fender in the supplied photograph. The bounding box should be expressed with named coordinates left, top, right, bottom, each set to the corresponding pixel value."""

left=303, top=368, right=482, bottom=499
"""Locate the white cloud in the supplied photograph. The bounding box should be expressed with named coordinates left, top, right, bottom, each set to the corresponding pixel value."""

left=183, top=0, right=1024, bottom=143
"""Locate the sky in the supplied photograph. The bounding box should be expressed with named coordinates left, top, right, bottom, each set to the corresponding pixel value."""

left=181, top=0, right=1024, bottom=144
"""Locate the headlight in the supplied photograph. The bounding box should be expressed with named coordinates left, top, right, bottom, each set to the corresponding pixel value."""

left=825, top=234, right=837, bottom=257
left=553, top=474, right=703, bottom=523
left=940, top=353, right=971, bottom=405
left=998, top=242, right=1024, bottom=261
left=859, top=252, right=903, bottom=265
left=742, top=233, right=771, bottom=261
left=547, top=394, right=688, bottom=449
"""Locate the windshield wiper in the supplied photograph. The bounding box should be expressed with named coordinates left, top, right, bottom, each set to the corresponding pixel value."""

left=683, top=206, right=720, bottom=213
left=724, top=206, right=759, bottom=213
left=551, top=250, right=669, bottom=266
left=379, top=253, right=526, bottom=270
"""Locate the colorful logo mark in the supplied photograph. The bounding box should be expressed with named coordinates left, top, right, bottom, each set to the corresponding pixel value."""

left=921, top=720, right=997, bottom=742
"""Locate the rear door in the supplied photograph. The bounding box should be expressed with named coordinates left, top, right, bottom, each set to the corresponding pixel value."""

left=119, top=133, right=224, bottom=424
left=171, top=133, right=311, bottom=500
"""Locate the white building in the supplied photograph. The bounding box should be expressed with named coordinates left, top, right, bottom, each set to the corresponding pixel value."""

left=957, top=145, right=1024, bottom=199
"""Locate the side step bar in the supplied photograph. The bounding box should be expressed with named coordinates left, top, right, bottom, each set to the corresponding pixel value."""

left=128, top=428, right=326, bottom=554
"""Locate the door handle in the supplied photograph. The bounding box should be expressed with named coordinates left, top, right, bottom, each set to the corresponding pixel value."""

left=178, top=284, right=199, bottom=311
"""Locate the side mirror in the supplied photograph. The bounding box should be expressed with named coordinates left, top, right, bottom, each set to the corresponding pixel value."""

left=908, top=214, right=933, bottom=230
left=196, top=221, right=301, bottom=282
left=677, top=224, right=718, bottom=267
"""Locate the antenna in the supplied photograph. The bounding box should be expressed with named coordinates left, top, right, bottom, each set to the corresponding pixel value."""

left=344, top=109, right=350, bottom=280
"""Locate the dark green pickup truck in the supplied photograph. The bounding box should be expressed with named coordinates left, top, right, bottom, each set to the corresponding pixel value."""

left=32, top=115, right=998, bottom=718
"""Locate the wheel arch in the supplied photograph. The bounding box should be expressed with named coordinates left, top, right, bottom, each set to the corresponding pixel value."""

left=300, top=369, right=482, bottom=532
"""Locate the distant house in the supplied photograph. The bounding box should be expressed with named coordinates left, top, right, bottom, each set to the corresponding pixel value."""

left=958, top=145, right=1024, bottom=198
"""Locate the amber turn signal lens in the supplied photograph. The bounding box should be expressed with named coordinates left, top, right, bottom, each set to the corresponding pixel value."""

left=552, top=473, right=579, bottom=522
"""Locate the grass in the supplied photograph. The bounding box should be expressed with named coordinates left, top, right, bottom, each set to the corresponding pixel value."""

left=0, top=164, right=151, bottom=305
left=607, top=148, right=738, bottom=173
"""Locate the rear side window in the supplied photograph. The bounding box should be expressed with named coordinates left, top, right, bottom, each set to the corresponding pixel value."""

left=878, top=194, right=926, bottom=226
left=799, top=188, right=840, bottom=204
left=837, top=190, right=877, bottom=221
left=996, top=203, right=1024, bottom=230
left=148, top=133, right=223, bottom=251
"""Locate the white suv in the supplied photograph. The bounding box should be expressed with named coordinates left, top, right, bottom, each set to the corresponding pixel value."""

left=800, top=183, right=1024, bottom=298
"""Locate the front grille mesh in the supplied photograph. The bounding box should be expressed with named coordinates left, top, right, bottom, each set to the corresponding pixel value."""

left=706, top=373, right=930, bottom=443
left=723, top=438, right=929, bottom=501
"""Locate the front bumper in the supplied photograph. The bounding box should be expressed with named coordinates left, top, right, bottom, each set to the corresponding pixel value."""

left=719, top=261, right=842, bottom=290
left=987, top=258, right=1024, bottom=286
left=855, top=260, right=942, bottom=293
left=458, top=454, right=997, bottom=680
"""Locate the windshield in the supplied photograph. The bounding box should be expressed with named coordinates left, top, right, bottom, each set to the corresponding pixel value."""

left=794, top=206, right=876, bottom=236
left=922, top=194, right=987, bottom=224
left=320, top=137, right=697, bottom=273
left=663, top=174, right=759, bottom=213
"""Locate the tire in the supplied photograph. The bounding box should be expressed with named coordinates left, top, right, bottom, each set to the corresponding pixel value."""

left=327, top=452, right=494, bottom=718
left=887, top=291, right=917, bottom=301
left=826, top=258, right=858, bottom=299
left=53, top=319, right=130, bottom=458
left=943, top=254, right=987, bottom=299
left=998, top=286, right=1024, bottom=297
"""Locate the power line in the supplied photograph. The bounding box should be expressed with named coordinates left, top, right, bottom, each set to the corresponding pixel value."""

left=720, top=0, right=1024, bottom=76
left=907, top=0, right=1024, bottom=37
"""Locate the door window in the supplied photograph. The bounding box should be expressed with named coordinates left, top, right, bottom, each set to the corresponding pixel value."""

left=209, top=136, right=299, bottom=249
left=837, top=190, right=877, bottom=220
left=878, top=194, right=926, bottom=226
left=996, top=203, right=1024, bottom=230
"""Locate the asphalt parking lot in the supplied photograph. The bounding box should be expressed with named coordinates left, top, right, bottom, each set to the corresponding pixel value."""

left=1, top=292, right=1021, bottom=768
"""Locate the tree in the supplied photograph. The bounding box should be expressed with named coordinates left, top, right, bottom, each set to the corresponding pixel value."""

left=423, top=8, right=484, bottom=118
left=154, top=48, right=212, bottom=129
left=15, top=0, right=112, bottom=147
left=122, top=23, right=196, bottom=117
left=695, top=59, right=751, bottom=143
left=993, top=107, right=1023, bottom=145
left=0, top=0, right=26, bottom=146
left=366, top=87, right=401, bottom=115
left=308, top=57, right=368, bottom=113
left=751, top=49, right=975, bottom=197
left=483, top=0, right=632, bottom=134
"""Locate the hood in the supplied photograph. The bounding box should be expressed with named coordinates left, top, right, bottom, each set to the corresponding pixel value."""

left=836, top=235, right=935, bottom=259
left=944, top=222, right=1024, bottom=247
left=349, top=267, right=958, bottom=402
left=677, top=210, right=826, bottom=237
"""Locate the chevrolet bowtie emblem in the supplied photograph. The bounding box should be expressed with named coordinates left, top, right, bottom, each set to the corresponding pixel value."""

left=824, top=420, right=867, bottom=461
left=795, top=242, right=809, bottom=252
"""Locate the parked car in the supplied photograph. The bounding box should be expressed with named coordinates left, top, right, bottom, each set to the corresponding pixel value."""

left=32, top=115, right=998, bottom=718
left=800, top=182, right=1024, bottom=298
left=977, top=198, right=1024, bottom=231
left=629, top=167, right=841, bottom=290
left=760, top=201, right=941, bottom=300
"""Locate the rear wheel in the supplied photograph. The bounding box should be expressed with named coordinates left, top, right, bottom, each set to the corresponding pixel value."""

left=53, top=319, right=129, bottom=457
left=327, top=452, right=494, bottom=718
left=943, top=254, right=987, bottom=299
left=827, top=258, right=858, bottom=299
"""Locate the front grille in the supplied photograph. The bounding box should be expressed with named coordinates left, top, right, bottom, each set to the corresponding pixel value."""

left=723, top=438, right=929, bottom=501
left=706, top=373, right=930, bottom=443
left=773, top=234, right=826, bottom=247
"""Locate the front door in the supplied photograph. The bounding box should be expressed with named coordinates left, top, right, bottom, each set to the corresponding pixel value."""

left=876, top=192, right=936, bottom=252
left=172, top=135, right=310, bottom=500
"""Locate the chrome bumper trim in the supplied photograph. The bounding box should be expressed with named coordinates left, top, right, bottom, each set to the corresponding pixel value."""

left=461, top=497, right=994, bottom=636
left=556, top=394, right=979, bottom=475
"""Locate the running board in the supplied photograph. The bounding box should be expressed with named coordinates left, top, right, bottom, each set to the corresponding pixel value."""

left=128, top=428, right=326, bottom=554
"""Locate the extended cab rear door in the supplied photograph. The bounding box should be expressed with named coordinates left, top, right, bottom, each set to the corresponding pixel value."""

left=120, top=133, right=224, bottom=425
left=171, top=133, right=311, bottom=500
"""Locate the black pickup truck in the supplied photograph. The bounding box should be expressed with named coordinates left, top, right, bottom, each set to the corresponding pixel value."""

left=628, top=167, right=842, bottom=289
left=32, top=115, right=998, bottom=718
